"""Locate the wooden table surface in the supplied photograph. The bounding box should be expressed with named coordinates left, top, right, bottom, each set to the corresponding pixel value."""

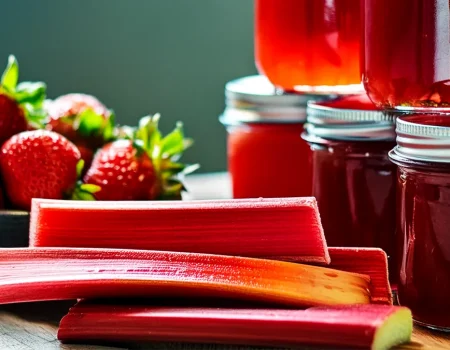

left=1, top=172, right=449, bottom=350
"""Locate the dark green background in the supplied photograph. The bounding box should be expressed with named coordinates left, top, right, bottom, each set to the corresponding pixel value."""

left=1, top=0, right=257, bottom=172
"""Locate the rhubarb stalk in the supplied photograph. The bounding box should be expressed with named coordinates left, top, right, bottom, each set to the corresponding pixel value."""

left=29, top=197, right=330, bottom=264
left=0, top=248, right=369, bottom=306
left=58, top=301, right=412, bottom=350
left=328, top=247, right=393, bottom=305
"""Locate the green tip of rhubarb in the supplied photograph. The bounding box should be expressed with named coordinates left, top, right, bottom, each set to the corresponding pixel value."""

left=373, top=307, right=413, bottom=350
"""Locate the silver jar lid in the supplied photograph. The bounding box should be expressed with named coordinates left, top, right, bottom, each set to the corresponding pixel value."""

left=220, top=75, right=335, bottom=125
left=390, top=115, right=450, bottom=163
left=303, top=95, right=396, bottom=142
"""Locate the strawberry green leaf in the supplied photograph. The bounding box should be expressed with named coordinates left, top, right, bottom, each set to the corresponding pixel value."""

left=76, top=159, right=85, bottom=178
left=14, top=82, right=46, bottom=106
left=132, top=139, right=147, bottom=158
left=76, top=108, right=106, bottom=137
left=1, top=55, right=19, bottom=92
left=136, top=114, right=162, bottom=159
left=103, top=110, right=116, bottom=142
left=114, top=125, right=136, bottom=140
left=21, top=103, right=47, bottom=129
left=160, top=122, right=186, bottom=159
left=160, top=160, right=185, bottom=172
left=71, top=182, right=101, bottom=201
left=159, top=161, right=200, bottom=178
left=79, top=183, right=101, bottom=193
left=72, top=190, right=96, bottom=201
left=133, top=113, right=199, bottom=201
left=182, top=163, right=200, bottom=175
left=160, top=178, right=185, bottom=200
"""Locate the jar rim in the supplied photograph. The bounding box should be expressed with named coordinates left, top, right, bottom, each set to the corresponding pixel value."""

left=305, top=95, right=396, bottom=141
left=391, top=114, right=450, bottom=163
left=222, top=75, right=336, bottom=124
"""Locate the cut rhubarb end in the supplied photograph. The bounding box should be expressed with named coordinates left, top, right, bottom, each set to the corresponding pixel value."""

left=0, top=248, right=369, bottom=307
left=373, top=307, right=413, bottom=350
left=29, top=198, right=330, bottom=265
left=273, top=247, right=393, bottom=305
left=328, top=247, right=393, bottom=305
left=58, top=302, right=412, bottom=350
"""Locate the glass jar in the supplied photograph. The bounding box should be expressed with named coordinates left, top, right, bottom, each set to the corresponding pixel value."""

left=389, top=114, right=450, bottom=331
left=303, top=94, right=398, bottom=283
left=255, top=0, right=363, bottom=93
left=220, top=76, right=332, bottom=199
left=363, top=0, right=450, bottom=109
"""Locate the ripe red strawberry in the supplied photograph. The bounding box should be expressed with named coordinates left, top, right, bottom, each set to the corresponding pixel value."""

left=0, top=55, right=47, bottom=146
left=0, top=95, right=27, bottom=145
left=45, top=93, right=114, bottom=163
left=82, top=114, right=198, bottom=201
left=0, top=130, right=81, bottom=210
left=83, top=139, right=156, bottom=201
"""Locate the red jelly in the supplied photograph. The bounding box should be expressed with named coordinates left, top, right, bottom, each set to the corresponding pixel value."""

left=363, top=0, right=450, bottom=109
left=390, top=115, right=450, bottom=331
left=221, top=76, right=331, bottom=199
left=255, top=0, right=362, bottom=93
left=303, top=94, right=398, bottom=283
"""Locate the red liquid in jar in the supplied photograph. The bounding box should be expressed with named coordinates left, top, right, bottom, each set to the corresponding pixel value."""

left=363, top=0, right=450, bottom=108
left=396, top=165, right=450, bottom=329
left=255, top=0, right=362, bottom=92
left=392, top=115, right=450, bottom=330
left=227, top=123, right=311, bottom=198
left=311, top=141, right=398, bottom=283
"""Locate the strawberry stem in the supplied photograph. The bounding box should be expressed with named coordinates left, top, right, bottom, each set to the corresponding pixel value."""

left=134, top=113, right=198, bottom=199
left=1, top=55, right=47, bottom=129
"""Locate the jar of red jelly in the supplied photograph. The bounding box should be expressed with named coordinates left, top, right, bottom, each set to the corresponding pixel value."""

left=389, top=114, right=450, bottom=331
left=220, top=76, right=332, bottom=199
left=303, top=94, right=398, bottom=283
left=363, top=0, right=450, bottom=109
left=255, top=0, right=363, bottom=93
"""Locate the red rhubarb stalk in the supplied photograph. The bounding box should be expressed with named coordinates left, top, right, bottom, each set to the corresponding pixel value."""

left=0, top=248, right=369, bottom=306
left=328, top=247, right=393, bottom=305
left=58, top=302, right=412, bottom=350
left=29, top=197, right=330, bottom=264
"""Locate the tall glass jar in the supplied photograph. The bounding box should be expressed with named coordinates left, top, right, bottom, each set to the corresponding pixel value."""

left=255, top=0, right=363, bottom=94
left=389, top=114, right=450, bottom=331
left=220, top=76, right=332, bottom=199
left=363, top=0, right=450, bottom=109
left=303, top=95, right=398, bottom=284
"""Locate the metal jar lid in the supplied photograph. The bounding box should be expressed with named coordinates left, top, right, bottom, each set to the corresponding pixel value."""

left=390, top=114, right=450, bottom=163
left=219, top=75, right=335, bottom=125
left=303, top=94, right=396, bottom=142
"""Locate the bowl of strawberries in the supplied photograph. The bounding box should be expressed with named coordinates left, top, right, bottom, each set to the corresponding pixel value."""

left=0, top=55, right=198, bottom=247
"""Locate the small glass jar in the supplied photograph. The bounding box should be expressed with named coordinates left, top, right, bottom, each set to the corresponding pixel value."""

left=255, top=0, right=363, bottom=93
left=363, top=0, right=450, bottom=109
left=220, top=76, right=332, bottom=199
left=389, top=114, right=450, bottom=331
left=303, top=94, right=398, bottom=283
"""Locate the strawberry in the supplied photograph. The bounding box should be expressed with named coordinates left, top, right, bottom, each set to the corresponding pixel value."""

left=0, top=130, right=81, bottom=210
left=45, top=93, right=114, bottom=170
left=83, top=139, right=156, bottom=201
left=0, top=55, right=47, bottom=146
left=83, top=114, right=198, bottom=201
